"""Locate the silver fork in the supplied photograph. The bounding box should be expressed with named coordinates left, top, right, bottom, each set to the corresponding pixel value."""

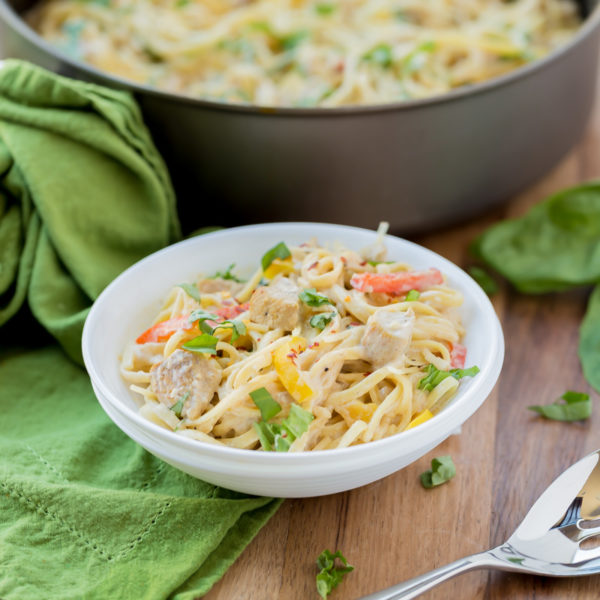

left=360, top=449, right=600, bottom=599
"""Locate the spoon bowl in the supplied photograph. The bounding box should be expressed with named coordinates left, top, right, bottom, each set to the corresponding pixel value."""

left=362, top=449, right=600, bottom=599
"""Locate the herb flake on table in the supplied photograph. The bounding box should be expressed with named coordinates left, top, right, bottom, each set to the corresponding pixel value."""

left=528, top=391, right=591, bottom=422
left=315, top=549, right=354, bottom=599
left=420, top=455, right=456, bottom=488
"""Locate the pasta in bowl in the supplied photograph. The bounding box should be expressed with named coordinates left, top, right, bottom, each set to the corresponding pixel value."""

left=122, top=225, right=479, bottom=451
left=83, top=223, right=503, bottom=496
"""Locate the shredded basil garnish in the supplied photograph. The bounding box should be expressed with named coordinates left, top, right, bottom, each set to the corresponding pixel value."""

left=300, top=288, right=332, bottom=307
left=310, top=312, right=336, bottom=331
left=420, top=455, right=456, bottom=488
left=418, top=364, right=480, bottom=392
left=178, top=283, right=201, bottom=302
left=261, top=242, right=292, bottom=271
left=182, top=334, right=218, bottom=355
left=211, top=263, right=244, bottom=283
left=170, top=391, right=189, bottom=419
left=250, top=388, right=282, bottom=421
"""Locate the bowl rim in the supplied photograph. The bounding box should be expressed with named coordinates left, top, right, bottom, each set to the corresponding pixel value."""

left=1, top=0, right=599, bottom=117
left=82, top=221, right=505, bottom=462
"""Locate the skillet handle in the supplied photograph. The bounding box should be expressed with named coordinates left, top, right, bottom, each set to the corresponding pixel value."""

left=358, top=551, right=503, bottom=600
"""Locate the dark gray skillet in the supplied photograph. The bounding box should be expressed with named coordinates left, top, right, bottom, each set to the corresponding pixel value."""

left=0, top=0, right=599, bottom=233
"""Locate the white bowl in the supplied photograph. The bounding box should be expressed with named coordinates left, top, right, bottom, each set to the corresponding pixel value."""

left=82, top=222, right=504, bottom=497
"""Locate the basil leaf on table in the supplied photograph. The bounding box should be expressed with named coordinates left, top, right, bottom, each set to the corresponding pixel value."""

left=315, top=549, right=354, bottom=599
left=420, top=455, right=456, bottom=489
left=528, top=391, right=592, bottom=422
left=471, top=182, right=600, bottom=293
left=580, top=285, right=600, bottom=393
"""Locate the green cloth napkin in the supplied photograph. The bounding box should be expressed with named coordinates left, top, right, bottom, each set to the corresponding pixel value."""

left=0, top=58, right=181, bottom=363
left=0, top=346, right=281, bottom=600
left=0, top=60, right=281, bottom=599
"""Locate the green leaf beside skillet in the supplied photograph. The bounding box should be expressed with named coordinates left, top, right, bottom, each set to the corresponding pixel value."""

left=528, top=391, right=592, bottom=422
left=471, top=182, right=600, bottom=293
left=580, top=285, right=600, bottom=393
left=420, top=455, right=456, bottom=488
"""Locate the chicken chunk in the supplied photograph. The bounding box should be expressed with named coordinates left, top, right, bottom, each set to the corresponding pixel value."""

left=362, top=309, right=415, bottom=368
left=150, top=349, right=221, bottom=419
left=196, top=277, right=243, bottom=295
left=249, top=277, right=300, bottom=331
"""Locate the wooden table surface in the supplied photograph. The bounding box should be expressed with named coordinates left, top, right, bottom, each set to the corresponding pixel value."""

left=206, top=90, right=600, bottom=600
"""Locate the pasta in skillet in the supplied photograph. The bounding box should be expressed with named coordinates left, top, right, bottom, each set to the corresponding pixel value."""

left=121, top=224, right=479, bottom=451
left=31, top=0, right=580, bottom=107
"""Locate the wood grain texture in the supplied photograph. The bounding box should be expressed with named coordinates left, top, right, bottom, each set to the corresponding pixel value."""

left=205, top=84, right=600, bottom=600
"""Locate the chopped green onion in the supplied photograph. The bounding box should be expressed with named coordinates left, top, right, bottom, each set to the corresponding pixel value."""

left=261, top=242, right=292, bottom=271
left=420, top=455, right=456, bottom=488
left=300, top=288, right=332, bottom=307
left=170, top=391, right=189, bottom=419
left=528, top=391, right=592, bottom=422
left=310, top=312, right=336, bottom=331
left=250, top=387, right=282, bottom=421
left=178, top=283, right=201, bottom=302
left=316, top=550, right=354, bottom=599
left=182, top=334, right=218, bottom=355
left=418, top=364, right=480, bottom=392
left=468, top=266, right=498, bottom=296
left=405, top=289, right=420, bottom=301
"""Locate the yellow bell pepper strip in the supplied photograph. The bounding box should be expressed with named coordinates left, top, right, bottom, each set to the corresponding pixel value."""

left=263, top=257, right=295, bottom=279
left=347, top=402, right=377, bottom=422
left=273, top=336, right=313, bottom=405
left=406, top=409, right=433, bottom=430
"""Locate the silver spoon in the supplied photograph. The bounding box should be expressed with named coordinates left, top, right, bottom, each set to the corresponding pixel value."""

left=361, top=449, right=600, bottom=600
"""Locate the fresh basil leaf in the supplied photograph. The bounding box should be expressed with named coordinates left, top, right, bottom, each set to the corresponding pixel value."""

left=315, top=3, right=335, bottom=15
left=363, top=43, right=393, bottom=68
left=178, top=283, right=201, bottom=302
left=316, top=549, right=354, bottom=599
left=250, top=387, right=282, bottom=421
left=402, top=41, right=436, bottom=74
left=261, top=242, right=292, bottom=271
left=170, top=391, right=189, bottom=419
left=528, top=391, right=591, bottom=422
left=182, top=334, right=218, bottom=355
left=468, top=266, right=498, bottom=296
left=580, top=284, right=600, bottom=393
left=284, top=403, right=314, bottom=439
left=418, top=364, right=479, bottom=391
left=405, top=289, right=420, bottom=301
left=211, top=263, right=244, bottom=283
left=310, top=312, right=336, bottom=330
left=300, top=288, right=332, bottom=307
left=420, top=455, right=456, bottom=488
left=175, top=0, right=189, bottom=7
left=273, top=427, right=293, bottom=452
left=214, top=319, right=247, bottom=342
left=472, top=182, right=600, bottom=293
left=189, top=309, right=219, bottom=324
